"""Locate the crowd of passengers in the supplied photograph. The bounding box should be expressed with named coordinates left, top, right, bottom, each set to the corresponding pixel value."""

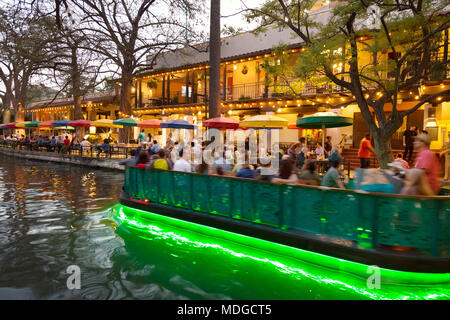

left=121, top=131, right=442, bottom=196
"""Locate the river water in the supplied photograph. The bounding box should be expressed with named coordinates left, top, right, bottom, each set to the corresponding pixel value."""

left=0, top=154, right=448, bottom=300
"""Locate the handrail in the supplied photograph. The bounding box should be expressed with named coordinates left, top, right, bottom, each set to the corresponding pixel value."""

left=123, top=166, right=450, bottom=258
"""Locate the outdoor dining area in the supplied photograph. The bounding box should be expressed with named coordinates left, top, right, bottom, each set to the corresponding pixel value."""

left=0, top=112, right=353, bottom=175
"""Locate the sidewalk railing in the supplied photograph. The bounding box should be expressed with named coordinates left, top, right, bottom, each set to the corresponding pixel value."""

left=0, top=140, right=135, bottom=160
left=124, top=166, right=450, bottom=258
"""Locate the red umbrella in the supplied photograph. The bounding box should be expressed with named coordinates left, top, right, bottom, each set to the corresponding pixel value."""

left=288, top=124, right=301, bottom=129
left=38, top=121, right=56, bottom=128
left=68, top=120, right=91, bottom=127
left=203, top=117, right=239, bottom=130
left=137, top=119, right=161, bottom=128
left=5, top=122, right=17, bottom=128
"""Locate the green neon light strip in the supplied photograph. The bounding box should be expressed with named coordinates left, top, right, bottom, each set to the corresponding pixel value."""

left=112, top=204, right=450, bottom=300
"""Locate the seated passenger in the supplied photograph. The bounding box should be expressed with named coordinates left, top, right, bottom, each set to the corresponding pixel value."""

left=327, top=146, right=342, bottom=164
left=400, top=168, right=434, bottom=196
left=136, top=151, right=150, bottom=169
left=298, top=161, right=321, bottom=186
left=321, top=160, right=345, bottom=188
left=211, top=152, right=232, bottom=172
left=150, top=149, right=169, bottom=170
left=236, top=163, right=255, bottom=179
left=272, top=159, right=298, bottom=184
left=394, top=153, right=409, bottom=169
left=211, top=165, right=224, bottom=176
left=173, top=149, right=192, bottom=173
left=195, top=163, right=209, bottom=175
left=119, top=150, right=137, bottom=167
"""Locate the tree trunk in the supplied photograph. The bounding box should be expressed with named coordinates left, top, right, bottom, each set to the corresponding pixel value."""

left=3, top=109, right=11, bottom=123
left=373, top=133, right=394, bottom=169
left=208, top=0, right=221, bottom=119
left=119, top=75, right=133, bottom=143
left=14, top=104, right=25, bottom=122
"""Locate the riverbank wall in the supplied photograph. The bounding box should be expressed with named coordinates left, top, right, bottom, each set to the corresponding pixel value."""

left=0, top=147, right=125, bottom=171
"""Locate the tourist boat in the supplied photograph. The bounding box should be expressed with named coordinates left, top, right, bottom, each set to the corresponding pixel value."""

left=114, top=166, right=450, bottom=281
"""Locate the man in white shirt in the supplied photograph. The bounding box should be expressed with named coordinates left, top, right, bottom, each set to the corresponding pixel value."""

left=173, top=149, right=192, bottom=173
left=80, top=138, right=91, bottom=151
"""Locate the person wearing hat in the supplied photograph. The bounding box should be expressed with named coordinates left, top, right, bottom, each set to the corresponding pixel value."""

left=414, top=133, right=440, bottom=195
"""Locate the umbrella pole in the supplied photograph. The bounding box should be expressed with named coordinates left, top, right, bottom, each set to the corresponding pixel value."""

left=322, top=124, right=325, bottom=157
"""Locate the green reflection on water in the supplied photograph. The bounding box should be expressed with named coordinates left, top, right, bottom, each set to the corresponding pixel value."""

left=111, top=204, right=450, bottom=300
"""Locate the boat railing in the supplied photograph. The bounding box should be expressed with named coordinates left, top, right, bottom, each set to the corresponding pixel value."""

left=124, top=166, right=450, bottom=258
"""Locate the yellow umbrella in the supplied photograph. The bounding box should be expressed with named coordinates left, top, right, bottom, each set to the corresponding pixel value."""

left=239, top=114, right=289, bottom=128
left=91, top=119, right=123, bottom=128
left=15, top=122, right=31, bottom=128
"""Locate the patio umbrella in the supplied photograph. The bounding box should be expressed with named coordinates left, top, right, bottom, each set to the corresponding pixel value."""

left=160, top=119, right=196, bottom=129
left=296, top=112, right=353, bottom=148
left=239, top=114, right=288, bottom=128
left=54, top=126, right=75, bottom=130
left=25, top=121, right=42, bottom=128
left=203, top=117, right=239, bottom=130
left=137, top=119, right=161, bottom=128
left=5, top=122, right=17, bottom=129
left=113, top=118, right=139, bottom=127
left=91, top=119, right=123, bottom=128
left=38, top=121, right=56, bottom=128
left=68, top=120, right=91, bottom=127
left=15, top=122, right=30, bottom=128
left=51, top=120, right=71, bottom=127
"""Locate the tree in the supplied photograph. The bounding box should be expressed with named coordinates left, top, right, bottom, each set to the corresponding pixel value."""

left=0, top=4, right=58, bottom=123
left=59, top=0, right=205, bottom=142
left=37, top=2, right=108, bottom=139
left=245, top=0, right=449, bottom=167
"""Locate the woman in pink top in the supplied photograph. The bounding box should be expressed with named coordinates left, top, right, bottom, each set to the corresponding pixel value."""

left=414, top=134, right=440, bottom=194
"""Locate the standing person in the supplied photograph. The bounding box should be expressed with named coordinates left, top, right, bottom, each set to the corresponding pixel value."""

left=296, top=137, right=308, bottom=169
left=403, top=126, right=417, bottom=162
left=358, top=133, right=375, bottom=168
left=138, top=129, right=146, bottom=144
left=324, top=136, right=332, bottom=158
left=414, top=133, right=440, bottom=195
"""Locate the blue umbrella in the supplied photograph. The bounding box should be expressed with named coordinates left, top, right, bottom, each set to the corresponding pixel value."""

left=160, top=119, right=196, bottom=129
left=51, top=120, right=72, bottom=127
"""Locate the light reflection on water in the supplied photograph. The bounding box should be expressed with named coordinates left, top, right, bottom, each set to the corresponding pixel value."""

left=0, top=155, right=448, bottom=300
